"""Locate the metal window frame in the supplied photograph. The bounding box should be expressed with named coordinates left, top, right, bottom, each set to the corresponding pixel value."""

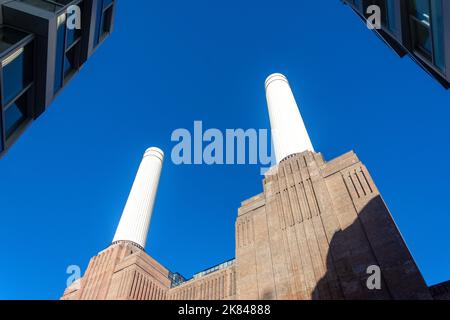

left=99, top=1, right=114, bottom=42
left=87, top=0, right=116, bottom=58
left=54, top=0, right=84, bottom=95
left=405, top=0, right=448, bottom=87
left=0, top=28, right=35, bottom=154
left=95, top=0, right=114, bottom=48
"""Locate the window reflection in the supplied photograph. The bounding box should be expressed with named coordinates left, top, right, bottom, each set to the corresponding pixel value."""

left=4, top=96, right=27, bottom=139
left=0, top=27, right=33, bottom=148
left=54, top=1, right=83, bottom=95
left=408, top=0, right=445, bottom=71
left=2, top=48, right=26, bottom=105
left=386, top=0, right=396, bottom=33
left=94, top=0, right=114, bottom=47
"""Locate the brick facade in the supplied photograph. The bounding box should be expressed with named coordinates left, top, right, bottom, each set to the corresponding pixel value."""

left=62, top=151, right=440, bottom=300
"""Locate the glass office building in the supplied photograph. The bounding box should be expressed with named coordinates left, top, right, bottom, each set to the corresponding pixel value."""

left=0, top=0, right=116, bottom=157
left=343, top=0, right=449, bottom=89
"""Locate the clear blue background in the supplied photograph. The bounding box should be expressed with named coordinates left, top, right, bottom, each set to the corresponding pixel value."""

left=0, top=0, right=449, bottom=300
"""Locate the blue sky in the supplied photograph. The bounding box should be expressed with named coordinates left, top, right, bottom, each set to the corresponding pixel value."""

left=0, top=0, right=449, bottom=299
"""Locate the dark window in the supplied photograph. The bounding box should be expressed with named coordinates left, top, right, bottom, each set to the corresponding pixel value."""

left=408, top=0, right=446, bottom=71
left=100, top=5, right=113, bottom=40
left=2, top=48, right=26, bottom=106
left=0, top=27, right=28, bottom=54
left=0, top=27, right=33, bottom=149
left=94, top=0, right=103, bottom=45
left=94, top=0, right=114, bottom=47
left=4, top=95, right=27, bottom=139
left=54, top=1, right=83, bottom=94
left=385, top=0, right=396, bottom=33
left=430, top=0, right=445, bottom=70
left=66, top=22, right=81, bottom=50
left=64, top=43, right=80, bottom=79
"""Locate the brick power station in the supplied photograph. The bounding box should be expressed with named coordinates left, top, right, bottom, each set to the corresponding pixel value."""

left=61, top=74, right=449, bottom=300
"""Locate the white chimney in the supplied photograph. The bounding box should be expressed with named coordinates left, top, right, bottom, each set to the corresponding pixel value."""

left=113, top=147, right=164, bottom=249
left=265, top=73, right=314, bottom=163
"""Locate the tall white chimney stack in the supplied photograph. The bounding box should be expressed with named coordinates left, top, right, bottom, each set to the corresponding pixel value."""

left=265, top=73, right=314, bottom=163
left=113, top=147, right=164, bottom=249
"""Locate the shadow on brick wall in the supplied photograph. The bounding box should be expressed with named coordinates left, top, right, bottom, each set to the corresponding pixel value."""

left=311, top=196, right=431, bottom=300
